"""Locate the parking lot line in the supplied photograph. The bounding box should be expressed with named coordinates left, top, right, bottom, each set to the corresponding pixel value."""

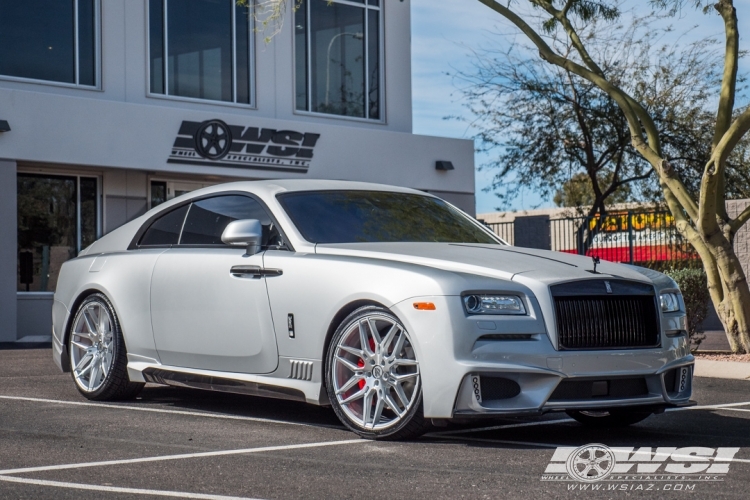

left=0, top=475, right=261, bottom=500
left=685, top=401, right=750, bottom=410
left=0, top=439, right=363, bottom=476
left=0, top=395, right=343, bottom=429
left=434, top=435, right=750, bottom=463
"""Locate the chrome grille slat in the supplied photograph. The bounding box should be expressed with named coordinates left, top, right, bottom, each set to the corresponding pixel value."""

left=554, top=295, right=659, bottom=350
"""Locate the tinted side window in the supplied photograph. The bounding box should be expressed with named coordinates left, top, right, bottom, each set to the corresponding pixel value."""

left=139, top=204, right=189, bottom=246
left=179, top=195, right=280, bottom=246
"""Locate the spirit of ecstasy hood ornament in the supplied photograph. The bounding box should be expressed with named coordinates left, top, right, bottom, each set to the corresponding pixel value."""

left=592, top=256, right=600, bottom=274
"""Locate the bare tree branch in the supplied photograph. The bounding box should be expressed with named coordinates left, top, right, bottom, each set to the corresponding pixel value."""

left=713, top=0, right=740, bottom=150
left=712, top=0, right=739, bottom=220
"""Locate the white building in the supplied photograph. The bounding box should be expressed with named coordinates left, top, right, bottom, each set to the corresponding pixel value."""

left=0, top=0, right=475, bottom=343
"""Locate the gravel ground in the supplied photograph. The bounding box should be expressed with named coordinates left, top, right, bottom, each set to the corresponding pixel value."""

left=695, top=353, right=750, bottom=362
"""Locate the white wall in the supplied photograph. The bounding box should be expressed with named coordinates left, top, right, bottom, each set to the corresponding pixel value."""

left=0, top=88, right=474, bottom=206
left=0, top=0, right=413, bottom=133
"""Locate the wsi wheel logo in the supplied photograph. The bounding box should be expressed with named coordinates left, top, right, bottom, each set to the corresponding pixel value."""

left=194, top=119, right=232, bottom=160
left=565, top=444, right=616, bottom=482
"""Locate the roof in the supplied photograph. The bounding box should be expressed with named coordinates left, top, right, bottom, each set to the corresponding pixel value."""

left=176, top=179, right=428, bottom=200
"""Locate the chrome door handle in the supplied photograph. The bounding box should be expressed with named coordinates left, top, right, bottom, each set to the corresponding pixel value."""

left=230, top=265, right=262, bottom=278
left=230, top=266, right=283, bottom=278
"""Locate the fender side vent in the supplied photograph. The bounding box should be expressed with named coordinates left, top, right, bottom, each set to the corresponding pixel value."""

left=289, top=360, right=313, bottom=381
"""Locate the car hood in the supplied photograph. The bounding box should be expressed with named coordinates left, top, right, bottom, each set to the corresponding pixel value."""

left=314, top=243, right=653, bottom=286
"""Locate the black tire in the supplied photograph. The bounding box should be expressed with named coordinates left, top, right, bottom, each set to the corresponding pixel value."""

left=68, top=293, right=144, bottom=401
left=566, top=409, right=652, bottom=428
left=325, top=305, right=431, bottom=440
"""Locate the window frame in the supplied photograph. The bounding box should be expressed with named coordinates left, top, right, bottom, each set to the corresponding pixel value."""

left=0, top=0, right=102, bottom=90
left=130, top=191, right=294, bottom=252
left=145, top=0, right=256, bottom=108
left=293, top=0, right=385, bottom=124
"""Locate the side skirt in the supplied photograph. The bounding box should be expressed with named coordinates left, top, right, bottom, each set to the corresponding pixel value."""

left=142, top=368, right=308, bottom=403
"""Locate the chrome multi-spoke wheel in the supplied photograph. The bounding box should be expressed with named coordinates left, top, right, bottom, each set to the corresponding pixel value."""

left=68, top=293, right=144, bottom=401
left=327, top=306, right=428, bottom=439
left=70, top=300, right=114, bottom=392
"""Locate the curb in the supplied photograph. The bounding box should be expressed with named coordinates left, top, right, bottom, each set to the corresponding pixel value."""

left=0, top=342, right=52, bottom=350
left=694, top=359, right=750, bottom=380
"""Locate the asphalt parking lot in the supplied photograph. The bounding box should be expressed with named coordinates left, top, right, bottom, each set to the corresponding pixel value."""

left=1, top=348, right=749, bottom=499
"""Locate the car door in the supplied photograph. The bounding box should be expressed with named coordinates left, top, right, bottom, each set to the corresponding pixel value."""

left=148, top=194, right=280, bottom=374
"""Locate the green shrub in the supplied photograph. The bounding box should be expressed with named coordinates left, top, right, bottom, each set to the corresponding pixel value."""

left=664, top=268, right=710, bottom=351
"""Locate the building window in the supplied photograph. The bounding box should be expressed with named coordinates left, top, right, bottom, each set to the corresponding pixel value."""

left=0, top=0, right=99, bottom=87
left=150, top=181, right=168, bottom=209
left=295, top=0, right=381, bottom=120
left=17, top=174, right=99, bottom=292
left=149, top=0, right=254, bottom=105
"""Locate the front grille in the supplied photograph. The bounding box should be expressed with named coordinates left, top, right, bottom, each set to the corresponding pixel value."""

left=554, top=295, right=660, bottom=349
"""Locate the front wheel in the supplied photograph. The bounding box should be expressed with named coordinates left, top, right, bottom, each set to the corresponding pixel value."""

left=326, top=306, right=430, bottom=440
left=68, top=293, right=144, bottom=401
left=566, top=409, right=652, bottom=428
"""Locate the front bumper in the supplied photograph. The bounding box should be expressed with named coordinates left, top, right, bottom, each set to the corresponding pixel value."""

left=391, top=295, right=694, bottom=419
left=453, top=362, right=693, bottom=417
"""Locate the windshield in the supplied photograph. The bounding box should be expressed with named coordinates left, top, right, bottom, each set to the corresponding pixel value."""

left=277, top=190, right=500, bottom=244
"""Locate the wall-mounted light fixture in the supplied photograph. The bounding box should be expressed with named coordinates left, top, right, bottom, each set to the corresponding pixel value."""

left=0, top=120, right=10, bottom=132
left=435, top=160, right=454, bottom=171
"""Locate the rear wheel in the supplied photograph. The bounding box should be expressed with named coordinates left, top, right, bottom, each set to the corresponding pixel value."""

left=68, top=293, right=144, bottom=401
left=326, top=306, right=430, bottom=440
left=566, top=409, right=652, bottom=428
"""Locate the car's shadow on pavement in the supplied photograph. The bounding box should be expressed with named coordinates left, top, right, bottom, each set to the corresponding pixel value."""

left=132, top=384, right=750, bottom=450
left=423, top=410, right=750, bottom=450
left=132, top=384, right=345, bottom=428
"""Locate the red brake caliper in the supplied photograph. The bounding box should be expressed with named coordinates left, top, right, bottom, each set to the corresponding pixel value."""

left=357, top=338, right=376, bottom=390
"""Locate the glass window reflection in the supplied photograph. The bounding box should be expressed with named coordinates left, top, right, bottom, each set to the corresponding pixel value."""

left=0, top=0, right=98, bottom=86
left=295, top=0, right=381, bottom=120
left=167, top=0, right=232, bottom=102
left=17, top=174, right=99, bottom=293
left=149, top=0, right=253, bottom=105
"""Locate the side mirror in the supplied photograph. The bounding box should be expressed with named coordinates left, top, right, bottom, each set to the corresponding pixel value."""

left=222, top=219, right=263, bottom=255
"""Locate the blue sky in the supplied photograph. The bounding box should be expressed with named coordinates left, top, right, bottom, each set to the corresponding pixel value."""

left=410, top=0, right=750, bottom=214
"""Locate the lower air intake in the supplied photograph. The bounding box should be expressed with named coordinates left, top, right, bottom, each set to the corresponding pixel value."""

left=480, top=376, right=521, bottom=401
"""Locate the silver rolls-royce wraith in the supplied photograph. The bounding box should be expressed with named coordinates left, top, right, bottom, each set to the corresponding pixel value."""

left=52, top=180, right=694, bottom=440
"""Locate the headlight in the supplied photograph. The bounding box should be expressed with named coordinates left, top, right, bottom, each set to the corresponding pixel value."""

left=463, top=294, right=526, bottom=315
left=660, top=292, right=681, bottom=313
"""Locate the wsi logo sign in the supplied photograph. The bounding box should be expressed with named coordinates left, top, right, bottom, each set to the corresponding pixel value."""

left=168, top=119, right=321, bottom=173
left=542, top=443, right=739, bottom=483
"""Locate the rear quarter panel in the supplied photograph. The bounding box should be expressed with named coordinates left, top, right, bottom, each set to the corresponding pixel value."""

left=54, top=250, right=167, bottom=361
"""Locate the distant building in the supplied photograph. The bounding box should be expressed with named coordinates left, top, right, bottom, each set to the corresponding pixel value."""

left=0, top=0, right=475, bottom=342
